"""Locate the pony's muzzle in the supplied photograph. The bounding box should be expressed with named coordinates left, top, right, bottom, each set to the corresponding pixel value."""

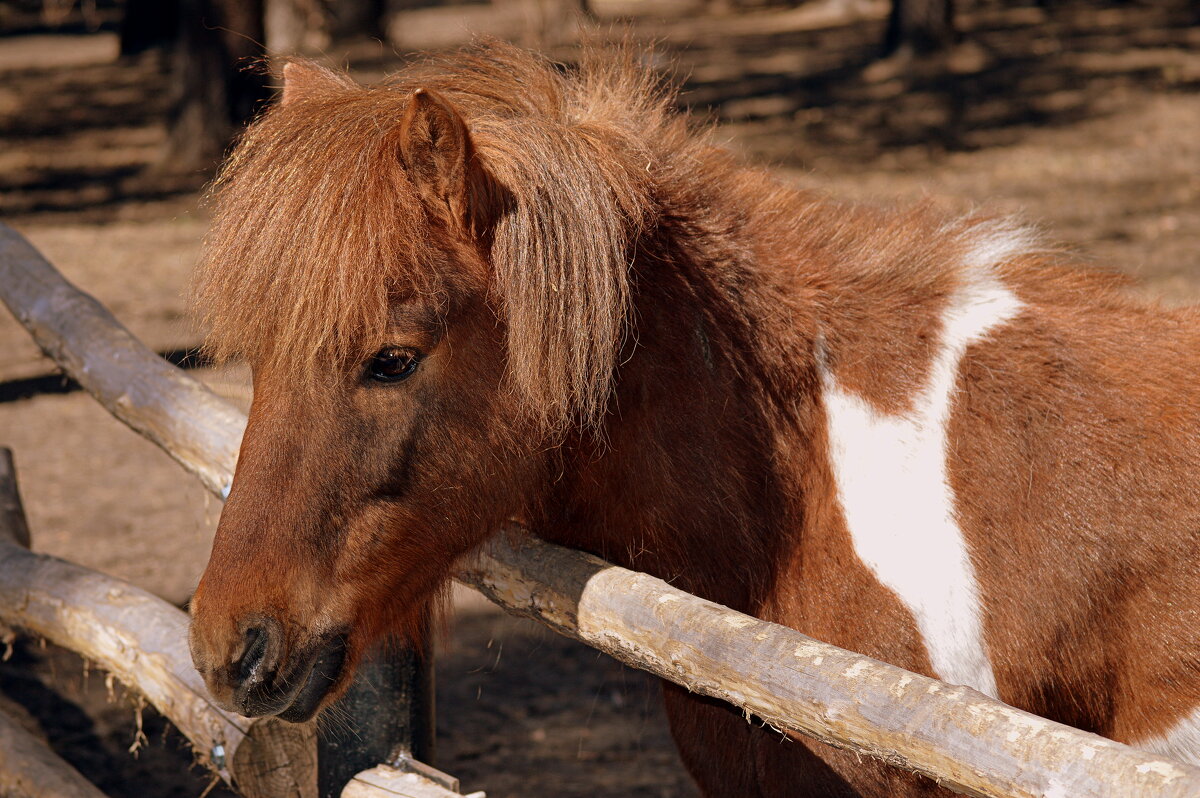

left=192, top=613, right=349, bottom=721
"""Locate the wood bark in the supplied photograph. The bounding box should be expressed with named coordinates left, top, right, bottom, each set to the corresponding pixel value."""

left=5, top=220, right=1200, bottom=796
left=0, top=223, right=245, bottom=500
left=0, top=449, right=30, bottom=548
left=0, top=226, right=421, bottom=798
left=459, top=531, right=1200, bottom=798
left=0, top=710, right=110, bottom=798
left=318, top=644, right=434, bottom=798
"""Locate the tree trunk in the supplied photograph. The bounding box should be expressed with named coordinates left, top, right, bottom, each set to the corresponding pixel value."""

left=119, top=0, right=179, bottom=57
left=160, top=0, right=269, bottom=175
left=884, top=0, right=957, bottom=56
left=332, top=0, right=386, bottom=39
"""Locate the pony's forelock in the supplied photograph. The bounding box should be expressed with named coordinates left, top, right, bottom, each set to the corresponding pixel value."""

left=195, top=82, right=451, bottom=382
left=195, top=41, right=679, bottom=431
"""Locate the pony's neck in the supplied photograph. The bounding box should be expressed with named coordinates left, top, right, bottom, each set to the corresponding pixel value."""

left=535, top=181, right=824, bottom=614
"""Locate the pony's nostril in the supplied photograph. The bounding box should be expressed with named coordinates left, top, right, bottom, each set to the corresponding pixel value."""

left=238, top=625, right=270, bottom=682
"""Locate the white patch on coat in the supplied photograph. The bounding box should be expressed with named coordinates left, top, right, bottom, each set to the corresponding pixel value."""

left=820, top=230, right=1028, bottom=698
left=957, top=221, right=1039, bottom=271
left=1135, top=711, right=1200, bottom=767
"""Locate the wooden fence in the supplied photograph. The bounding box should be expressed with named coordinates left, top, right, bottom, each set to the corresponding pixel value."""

left=3, top=220, right=1200, bottom=797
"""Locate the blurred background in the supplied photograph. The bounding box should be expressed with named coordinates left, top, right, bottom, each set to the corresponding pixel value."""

left=0, top=0, right=1198, bottom=795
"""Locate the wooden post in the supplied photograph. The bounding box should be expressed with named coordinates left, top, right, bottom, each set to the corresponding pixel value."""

left=317, top=644, right=434, bottom=798
left=0, top=449, right=30, bottom=548
left=342, top=763, right=485, bottom=798
left=7, top=220, right=1200, bottom=797
left=1, top=457, right=435, bottom=798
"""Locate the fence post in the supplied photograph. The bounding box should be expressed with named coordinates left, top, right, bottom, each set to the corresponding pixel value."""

left=317, top=644, right=434, bottom=798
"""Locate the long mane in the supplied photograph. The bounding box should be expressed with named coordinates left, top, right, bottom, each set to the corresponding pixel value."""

left=195, top=42, right=705, bottom=430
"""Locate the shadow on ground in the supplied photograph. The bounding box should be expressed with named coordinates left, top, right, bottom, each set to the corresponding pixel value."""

left=4, top=1, right=1199, bottom=220
left=658, top=0, right=1200, bottom=165
left=432, top=608, right=696, bottom=798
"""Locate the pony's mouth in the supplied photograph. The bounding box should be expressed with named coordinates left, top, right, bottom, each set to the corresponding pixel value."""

left=276, top=634, right=348, bottom=721
left=232, top=632, right=348, bottom=722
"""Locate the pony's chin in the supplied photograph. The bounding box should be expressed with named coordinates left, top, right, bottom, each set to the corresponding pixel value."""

left=275, top=634, right=349, bottom=723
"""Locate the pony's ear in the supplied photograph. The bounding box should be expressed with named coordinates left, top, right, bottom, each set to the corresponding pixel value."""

left=399, top=89, right=477, bottom=233
left=280, top=60, right=350, bottom=106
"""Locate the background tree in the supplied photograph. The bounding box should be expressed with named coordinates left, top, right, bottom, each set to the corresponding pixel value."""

left=118, top=0, right=178, bottom=56
left=332, top=0, right=385, bottom=38
left=160, top=0, right=269, bottom=175
left=884, top=0, right=957, bottom=56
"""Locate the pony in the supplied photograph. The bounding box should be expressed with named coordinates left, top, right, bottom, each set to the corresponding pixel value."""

left=187, top=41, right=1200, bottom=796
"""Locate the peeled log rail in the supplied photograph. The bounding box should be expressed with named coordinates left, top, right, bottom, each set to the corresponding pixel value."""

left=0, top=450, right=110, bottom=798
left=462, top=534, right=1200, bottom=798
left=0, top=224, right=245, bottom=498
left=4, top=220, right=1200, bottom=797
left=0, top=450, right=316, bottom=798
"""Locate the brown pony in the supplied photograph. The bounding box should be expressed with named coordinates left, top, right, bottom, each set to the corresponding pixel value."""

left=187, top=42, right=1200, bottom=796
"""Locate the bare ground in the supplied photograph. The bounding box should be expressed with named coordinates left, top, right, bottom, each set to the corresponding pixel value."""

left=0, top=1, right=1198, bottom=795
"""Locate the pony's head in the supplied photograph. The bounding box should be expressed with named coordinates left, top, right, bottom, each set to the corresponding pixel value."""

left=187, top=46, right=661, bottom=720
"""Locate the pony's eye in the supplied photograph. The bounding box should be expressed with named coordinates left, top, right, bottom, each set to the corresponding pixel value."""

left=366, top=347, right=421, bottom=383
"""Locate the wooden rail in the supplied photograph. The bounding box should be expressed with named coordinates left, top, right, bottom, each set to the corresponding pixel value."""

left=0, top=450, right=454, bottom=798
left=5, top=220, right=1200, bottom=797
left=0, top=224, right=244, bottom=498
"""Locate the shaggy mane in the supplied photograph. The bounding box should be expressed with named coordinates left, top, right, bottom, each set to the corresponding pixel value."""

left=195, top=42, right=692, bottom=430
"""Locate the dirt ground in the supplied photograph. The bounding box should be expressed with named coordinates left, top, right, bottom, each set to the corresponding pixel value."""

left=0, top=0, right=1198, bottom=796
